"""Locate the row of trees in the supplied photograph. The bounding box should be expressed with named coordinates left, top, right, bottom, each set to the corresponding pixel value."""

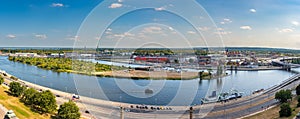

left=275, top=89, right=292, bottom=117
left=292, top=59, right=300, bottom=64
left=275, top=84, right=300, bottom=117
left=7, top=81, right=80, bottom=119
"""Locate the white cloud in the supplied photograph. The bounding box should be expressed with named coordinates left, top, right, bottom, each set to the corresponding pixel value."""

left=118, top=0, right=123, bottom=2
left=217, top=28, right=224, bottom=31
left=124, top=32, right=135, bottom=37
left=106, top=28, right=112, bottom=31
left=66, top=35, right=79, bottom=40
left=249, top=9, right=256, bottom=13
left=110, top=32, right=135, bottom=39
left=215, top=31, right=232, bottom=35
left=51, top=3, right=64, bottom=7
left=154, top=7, right=165, bottom=11
left=291, top=21, right=299, bottom=26
left=279, top=28, right=293, bottom=33
left=198, top=27, right=210, bottom=31
left=109, top=3, right=122, bottom=8
left=187, top=31, right=196, bottom=34
left=220, top=18, right=232, bottom=24
left=34, top=34, right=47, bottom=39
left=6, top=34, right=16, bottom=39
left=105, top=28, right=113, bottom=34
left=142, top=26, right=163, bottom=34
left=224, top=18, right=232, bottom=22
left=240, top=26, right=252, bottom=30
left=105, top=31, right=112, bottom=34
left=168, top=27, right=174, bottom=31
left=214, top=28, right=232, bottom=35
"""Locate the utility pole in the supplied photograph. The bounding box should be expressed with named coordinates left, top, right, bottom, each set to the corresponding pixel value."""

left=190, top=107, right=193, bottom=119
left=120, top=107, right=124, bottom=119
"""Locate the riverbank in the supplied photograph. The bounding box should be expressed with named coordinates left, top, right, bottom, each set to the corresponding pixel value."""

left=0, top=68, right=298, bottom=118
left=8, top=56, right=205, bottom=80
left=70, top=70, right=203, bottom=80
left=0, top=70, right=193, bottom=118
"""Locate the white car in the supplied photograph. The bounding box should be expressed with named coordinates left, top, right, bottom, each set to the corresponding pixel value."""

left=5, top=110, right=18, bottom=119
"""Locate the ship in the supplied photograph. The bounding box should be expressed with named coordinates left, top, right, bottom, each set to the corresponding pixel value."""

left=201, top=89, right=244, bottom=104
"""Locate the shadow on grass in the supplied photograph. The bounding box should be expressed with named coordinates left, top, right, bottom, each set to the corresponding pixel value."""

left=50, top=115, right=58, bottom=119
left=4, top=90, right=14, bottom=96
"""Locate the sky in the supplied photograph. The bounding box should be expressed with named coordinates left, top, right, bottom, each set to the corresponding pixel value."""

left=1, top=0, right=300, bottom=49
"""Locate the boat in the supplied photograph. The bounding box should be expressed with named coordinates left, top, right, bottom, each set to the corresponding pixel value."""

left=218, top=89, right=243, bottom=102
left=145, top=88, right=154, bottom=94
left=201, top=91, right=219, bottom=104
left=201, top=89, right=244, bottom=104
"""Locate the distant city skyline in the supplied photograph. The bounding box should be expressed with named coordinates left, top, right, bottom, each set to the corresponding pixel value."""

left=1, top=0, right=300, bottom=49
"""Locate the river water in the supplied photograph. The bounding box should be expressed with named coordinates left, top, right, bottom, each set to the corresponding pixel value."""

left=0, top=56, right=297, bottom=106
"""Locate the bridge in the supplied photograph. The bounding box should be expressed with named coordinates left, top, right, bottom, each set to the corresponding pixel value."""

left=272, top=60, right=300, bottom=71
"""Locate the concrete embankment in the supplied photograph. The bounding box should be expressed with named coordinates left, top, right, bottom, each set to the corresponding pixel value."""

left=0, top=70, right=192, bottom=118
left=227, top=66, right=284, bottom=71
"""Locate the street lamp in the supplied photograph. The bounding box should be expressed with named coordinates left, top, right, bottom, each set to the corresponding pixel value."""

left=65, top=87, right=68, bottom=99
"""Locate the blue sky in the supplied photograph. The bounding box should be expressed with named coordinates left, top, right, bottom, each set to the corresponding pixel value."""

left=1, top=0, right=300, bottom=49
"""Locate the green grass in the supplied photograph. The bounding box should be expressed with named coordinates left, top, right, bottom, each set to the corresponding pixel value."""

left=7, top=104, right=30, bottom=118
left=0, top=85, right=50, bottom=119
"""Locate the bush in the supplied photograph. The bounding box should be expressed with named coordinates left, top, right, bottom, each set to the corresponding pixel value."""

left=275, top=89, right=292, bottom=103
left=35, top=90, right=57, bottom=113
left=9, top=82, right=25, bottom=97
left=279, top=103, right=292, bottom=117
left=296, top=84, right=300, bottom=95
left=10, top=76, right=18, bottom=81
left=57, top=101, right=81, bottom=119
left=21, top=88, right=38, bottom=105
left=0, top=76, right=4, bottom=85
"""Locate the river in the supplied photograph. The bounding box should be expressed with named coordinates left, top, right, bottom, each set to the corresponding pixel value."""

left=0, top=56, right=297, bottom=106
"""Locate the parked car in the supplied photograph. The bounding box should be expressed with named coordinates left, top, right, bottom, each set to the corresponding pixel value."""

left=4, top=110, right=18, bottom=119
left=296, top=112, right=300, bottom=119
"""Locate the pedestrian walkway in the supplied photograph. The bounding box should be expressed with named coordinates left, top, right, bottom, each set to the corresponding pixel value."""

left=0, top=104, right=8, bottom=119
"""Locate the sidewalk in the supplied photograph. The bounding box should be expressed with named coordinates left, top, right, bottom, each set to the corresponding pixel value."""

left=0, top=104, right=8, bottom=119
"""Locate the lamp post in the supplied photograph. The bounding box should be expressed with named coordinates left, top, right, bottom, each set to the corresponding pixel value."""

left=190, top=106, right=193, bottom=119
left=65, top=87, right=68, bottom=99
left=120, top=106, right=124, bottom=119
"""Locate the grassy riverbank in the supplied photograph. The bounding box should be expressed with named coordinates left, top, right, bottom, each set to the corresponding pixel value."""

left=8, top=56, right=211, bottom=80
left=8, top=56, right=123, bottom=72
left=0, top=85, right=50, bottom=119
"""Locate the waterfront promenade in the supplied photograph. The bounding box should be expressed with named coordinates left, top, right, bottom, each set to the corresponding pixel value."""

left=0, top=69, right=299, bottom=118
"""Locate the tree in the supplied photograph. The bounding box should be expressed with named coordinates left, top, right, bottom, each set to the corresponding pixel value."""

left=21, top=88, right=38, bottom=105
left=296, top=84, right=300, bottom=95
left=279, top=103, right=292, bottom=117
left=9, top=82, right=25, bottom=97
left=57, top=101, right=81, bottom=119
left=275, top=89, right=292, bottom=103
left=297, top=96, right=300, bottom=107
left=0, top=76, right=4, bottom=85
left=36, top=90, right=57, bottom=113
